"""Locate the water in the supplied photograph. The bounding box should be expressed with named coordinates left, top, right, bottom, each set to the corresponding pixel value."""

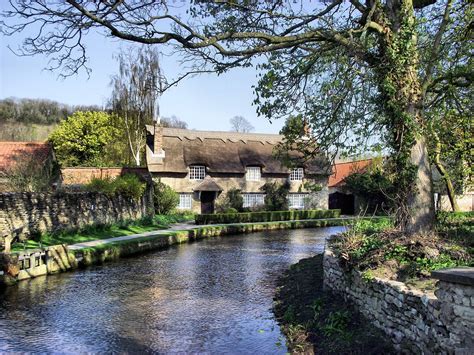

left=0, top=227, right=344, bottom=353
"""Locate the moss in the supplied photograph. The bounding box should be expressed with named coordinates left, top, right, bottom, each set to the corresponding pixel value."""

left=195, top=209, right=341, bottom=225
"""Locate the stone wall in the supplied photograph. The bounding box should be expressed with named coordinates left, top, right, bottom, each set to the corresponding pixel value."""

left=323, top=248, right=474, bottom=353
left=0, top=191, right=149, bottom=243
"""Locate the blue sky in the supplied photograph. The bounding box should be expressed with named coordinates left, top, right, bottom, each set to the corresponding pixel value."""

left=0, top=22, right=284, bottom=134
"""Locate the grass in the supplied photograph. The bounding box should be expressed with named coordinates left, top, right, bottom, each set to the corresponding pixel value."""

left=329, top=212, right=473, bottom=287
left=274, top=255, right=394, bottom=354
left=11, top=213, right=194, bottom=252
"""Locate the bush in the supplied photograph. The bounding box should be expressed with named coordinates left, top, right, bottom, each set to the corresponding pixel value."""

left=153, top=181, right=179, bottom=215
left=195, top=209, right=341, bottom=225
left=113, top=174, right=146, bottom=200
left=261, top=181, right=290, bottom=211
left=216, top=188, right=244, bottom=213
left=85, top=174, right=146, bottom=200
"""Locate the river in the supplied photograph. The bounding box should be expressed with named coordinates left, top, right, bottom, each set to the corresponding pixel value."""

left=0, top=226, right=345, bottom=353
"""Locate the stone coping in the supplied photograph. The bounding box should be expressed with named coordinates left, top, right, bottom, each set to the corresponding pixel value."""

left=431, top=267, right=474, bottom=286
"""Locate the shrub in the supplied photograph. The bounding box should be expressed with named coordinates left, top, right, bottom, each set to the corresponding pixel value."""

left=85, top=174, right=146, bottom=200
left=216, top=188, right=244, bottom=212
left=113, top=174, right=146, bottom=200
left=153, top=181, right=179, bottom=215
left=227, top=188, right=244, bottom=211
left=195, top=209, right=341, bottom=225
left=261, top=181, right=290, bottom=211
left=86, top=177, right=116, bottom=196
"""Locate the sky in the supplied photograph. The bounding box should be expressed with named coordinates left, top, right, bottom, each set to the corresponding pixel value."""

left=0, top=7, right=284, bottom=134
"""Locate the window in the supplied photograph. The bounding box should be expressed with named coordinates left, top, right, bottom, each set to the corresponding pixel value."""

left=246, top=167, right=261, bottom=181
left=189, top=165, right=206, bottom=180
left=290, top=167, right=304, bottom=181
left=178, top=194, right=193, bottom=210
left=288, top=193, right=307, bottom=209
left=242, top=193, right=265, bottom=208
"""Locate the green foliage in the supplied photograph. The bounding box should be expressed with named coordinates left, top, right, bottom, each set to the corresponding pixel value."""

left=331, top=216, right=472, bottom=280
left=153, top=181, right=179, bottom=215
left=217, top=188, right=244, bottom=212
left=195, top=209, right=341, bottom=225
left=323, top=311, right=350, bottom=337
left=345, top=165, right=395, bottom=214
left=261, top=181, right=290, bottom=211
left=49, top=111, right=119, bottom=166
left=113, top=174, right=146, bottom=200
left=85, top=174, right=146, bottom=200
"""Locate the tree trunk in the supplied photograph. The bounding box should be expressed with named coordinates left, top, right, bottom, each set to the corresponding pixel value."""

left=405, top=137, right=436, bottom=234
left=432, top=130, right=460, bottom=212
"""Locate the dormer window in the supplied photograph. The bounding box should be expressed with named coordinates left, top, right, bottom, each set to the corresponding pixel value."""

left=189, top=165, right=206, bottom=180
left=290, top=168, right=304, bottom=181
left=246, top=166, right=261, bottom=181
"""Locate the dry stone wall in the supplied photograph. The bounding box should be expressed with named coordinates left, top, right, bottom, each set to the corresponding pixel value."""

left=0, top=192, right=148, bottom=241
left=323, top=248, right=474, bottom=354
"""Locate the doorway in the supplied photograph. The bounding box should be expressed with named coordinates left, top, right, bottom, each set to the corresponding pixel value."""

left=200, top=191, right=216, bottom=214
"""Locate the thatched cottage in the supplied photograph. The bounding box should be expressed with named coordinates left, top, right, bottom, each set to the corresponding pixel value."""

left=146, top=125, right=330, bottom=213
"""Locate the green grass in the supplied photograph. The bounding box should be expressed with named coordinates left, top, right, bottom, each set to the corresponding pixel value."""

left=11, top=213, right=194, bottom=252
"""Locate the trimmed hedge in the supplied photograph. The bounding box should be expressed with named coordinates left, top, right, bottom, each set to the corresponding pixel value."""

left=195, top=209, right=341, bottom=225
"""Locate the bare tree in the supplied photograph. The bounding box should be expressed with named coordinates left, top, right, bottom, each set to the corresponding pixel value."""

left=2, top=1, right=472, bottom=233
left=230, top=116, right=254, bottom=133
left=110, top=46, right=166, bottom=166
left=161, top=115, right=188, bottom=129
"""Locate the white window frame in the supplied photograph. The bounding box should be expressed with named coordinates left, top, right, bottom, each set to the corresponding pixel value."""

left=242, top=193, right=265, bottom=208
left=290, top=167, right=304, bottom=181
left=246, top=166, right=261, bottom=181
left=287, top=193, right=307, bottom=209
left=178, top=193, right=193, bottom=210
left=189, top=165, right=206, bottom=180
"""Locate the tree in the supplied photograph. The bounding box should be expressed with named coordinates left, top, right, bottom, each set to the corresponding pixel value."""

left=161, top=115, right=188, bottom=129
left=2, top=1, right=472, bottom=233
left=427, top=105, right=473, bottom=211
left=110, top=46, right=166, bottom=166
left=230, top=116, right=254, bottom=133
left=49, top=111, right=119, bottom=167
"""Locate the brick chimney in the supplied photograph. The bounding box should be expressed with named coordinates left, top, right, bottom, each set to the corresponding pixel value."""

left=153, top=123, right=165, bottom=159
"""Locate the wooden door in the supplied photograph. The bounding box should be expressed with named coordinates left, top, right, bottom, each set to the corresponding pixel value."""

left=200, top=191, right=215, bottom=214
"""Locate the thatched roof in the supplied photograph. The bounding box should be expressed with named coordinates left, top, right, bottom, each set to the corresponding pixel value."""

left=146, top=127, right=329, bottom=175
left=193, top=176, right=223, bottom=192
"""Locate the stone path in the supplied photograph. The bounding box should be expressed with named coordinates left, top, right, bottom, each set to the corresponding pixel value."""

left=68, top=216, right=372, bottom=251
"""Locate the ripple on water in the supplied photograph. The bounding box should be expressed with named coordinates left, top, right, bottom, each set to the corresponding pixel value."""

left=0, top=226, right=346, bottom=353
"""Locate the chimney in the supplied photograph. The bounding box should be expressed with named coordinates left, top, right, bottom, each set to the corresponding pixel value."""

left=154, top=124, right=163, bottom=154
left=153, top=123, right=165, bottom=159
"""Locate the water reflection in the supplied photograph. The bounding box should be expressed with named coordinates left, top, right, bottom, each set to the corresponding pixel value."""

left=0, top=226, right=345, bottom=353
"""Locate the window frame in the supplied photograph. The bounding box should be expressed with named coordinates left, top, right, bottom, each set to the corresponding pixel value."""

left=287, top=193, right=307, bottom=209
left=189, top=165, right=206, bottom=180
left=289, top=167, right=304, bottom=181
left=178, top=193, right=193, bottom=210
left=242, top=193, right=266, bottom=208
left=245, top=166, right=261, bottom=181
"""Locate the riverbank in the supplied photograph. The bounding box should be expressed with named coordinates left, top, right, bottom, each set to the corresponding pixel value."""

left=274, top=255, right=394, bottom=354
left=1, top=216, right=387, bottom=286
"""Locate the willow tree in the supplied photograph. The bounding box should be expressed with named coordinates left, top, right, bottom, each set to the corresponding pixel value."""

left=2, top=1, right=472, bottom=233
left=110, top=46, right=165, bottom=166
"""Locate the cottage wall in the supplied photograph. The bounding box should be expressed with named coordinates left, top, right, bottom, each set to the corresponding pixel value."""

left=154, top=172, right=329, bottom=213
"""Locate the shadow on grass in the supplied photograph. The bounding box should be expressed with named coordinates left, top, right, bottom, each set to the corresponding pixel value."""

left=274, top=255, right=395, bottom=354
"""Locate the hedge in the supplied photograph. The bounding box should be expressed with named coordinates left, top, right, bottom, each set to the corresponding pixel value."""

left=195, top=209, right=341, bottom=225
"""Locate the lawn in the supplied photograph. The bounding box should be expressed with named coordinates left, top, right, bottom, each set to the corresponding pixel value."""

left=11, top=213, right=194, bottom=252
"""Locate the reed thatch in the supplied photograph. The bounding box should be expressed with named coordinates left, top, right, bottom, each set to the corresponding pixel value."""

left=146, top=127, right=329, bottom=175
